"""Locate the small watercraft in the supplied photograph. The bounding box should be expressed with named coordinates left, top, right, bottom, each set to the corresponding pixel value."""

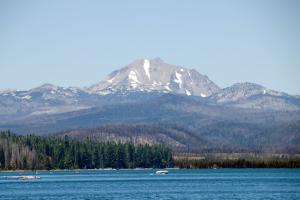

left=155, top=170, right=168, bottom=175
left=18, top=175, right=41, bottom=180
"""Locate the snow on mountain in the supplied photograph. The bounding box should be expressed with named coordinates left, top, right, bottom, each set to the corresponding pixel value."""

left=0, top=88, right=17, bottom=94
left=210, top=82, right=283, bottom=103
left=0, top=83, right=95, bottom=119
left=87, top=58, right=220, bottom=97
left=209, top=82, right=300, bottom=110
left=1, top=58, right=300, bottom=121
left=143, top=59, right=151, bottom=80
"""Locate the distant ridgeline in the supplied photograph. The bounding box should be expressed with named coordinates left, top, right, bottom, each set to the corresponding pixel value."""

left=0, top=131, right=173, bottom=170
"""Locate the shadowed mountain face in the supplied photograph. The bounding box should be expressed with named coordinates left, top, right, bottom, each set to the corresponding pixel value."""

left=0, top=58, right=300, bottom=153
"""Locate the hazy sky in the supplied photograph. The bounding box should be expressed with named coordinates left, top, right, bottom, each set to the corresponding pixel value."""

left=0, top=0, right=300, bottom=94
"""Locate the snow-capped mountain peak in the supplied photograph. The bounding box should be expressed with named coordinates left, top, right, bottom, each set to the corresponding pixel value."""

left=88, top=58, right=220, bottom=97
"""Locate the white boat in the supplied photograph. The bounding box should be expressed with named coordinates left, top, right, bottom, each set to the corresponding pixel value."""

left=18, top=175, right=41, bottom=180
left=155, top=170, right=168, bottom=175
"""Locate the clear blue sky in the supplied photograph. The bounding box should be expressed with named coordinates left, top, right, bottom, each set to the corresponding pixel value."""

left=0, top=0, right=299, bottom=94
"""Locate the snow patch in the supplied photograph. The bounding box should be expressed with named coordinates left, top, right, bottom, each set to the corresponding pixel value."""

left=180, top=68, right=184, bottom=72
left=174, top=72, right=183, bottom=88
left=188, top=71, right=193, bottom=85
left=185, top=90, right=191, bottom=96
left=165, top=85, right=172, bottom=91
left=21, top=95, right=32, bottom=100
left=131, top=83, right=138, bottom=88
left=143, top=59, right=151, bottom=80
left=200, top=93, right=207, bottom=98
left=128, top=71, right=140, bottom=83
left=98, top=90, right=111, bottom=95
left=263, top=89, right=266, bottom=94
left=107, top=76, right=115, bottom=83
left=69, top=87, right=79, bottom=93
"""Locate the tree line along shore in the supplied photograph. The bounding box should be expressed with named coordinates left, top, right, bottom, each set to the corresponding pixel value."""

left=0, top=131, right=299, bottom=170
left=0, top=131, right=173, bottom=170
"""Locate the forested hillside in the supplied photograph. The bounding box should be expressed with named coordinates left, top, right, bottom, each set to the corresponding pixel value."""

left=57, top=123, right=300, bottom=154
left=0, top=131, right=173, bottom=170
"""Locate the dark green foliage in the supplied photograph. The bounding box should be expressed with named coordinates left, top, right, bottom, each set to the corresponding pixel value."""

left=0, top=147, right=5, bottom=168
left=0, top=131, right=173, bottom=170
left=174, top=158, right=300, bottom=168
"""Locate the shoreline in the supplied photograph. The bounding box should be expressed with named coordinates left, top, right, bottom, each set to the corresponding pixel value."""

left=1, top=167, right=299, bottom=173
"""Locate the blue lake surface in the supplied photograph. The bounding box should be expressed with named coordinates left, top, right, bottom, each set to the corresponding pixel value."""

left=1, top=169, right=300, bottom=200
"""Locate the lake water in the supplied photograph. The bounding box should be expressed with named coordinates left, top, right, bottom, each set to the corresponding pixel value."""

left=1, top=169, right=300, bottom=200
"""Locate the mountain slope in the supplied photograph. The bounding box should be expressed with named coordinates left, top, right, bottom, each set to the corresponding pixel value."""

left=2, top=94, right=299, bottom=144
left=58, top=124, right=207, bottom=152
left=209, top=82, right=300, bottom=110
left=0, top=83, right=96, bottom=120
left=56, top=122, right=300, bottom=154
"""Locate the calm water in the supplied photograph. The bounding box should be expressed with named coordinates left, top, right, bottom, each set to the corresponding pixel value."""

left=0, top=169, right=300, bottom=200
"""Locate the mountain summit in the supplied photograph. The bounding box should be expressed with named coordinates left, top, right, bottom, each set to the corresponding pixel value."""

left=88, top=58, right=220, bottom=97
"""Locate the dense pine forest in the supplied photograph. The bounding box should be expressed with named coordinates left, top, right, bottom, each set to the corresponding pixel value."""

left=1, top=131, right=300, bottom=170
left=0, top=131, right=173, bottom=170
